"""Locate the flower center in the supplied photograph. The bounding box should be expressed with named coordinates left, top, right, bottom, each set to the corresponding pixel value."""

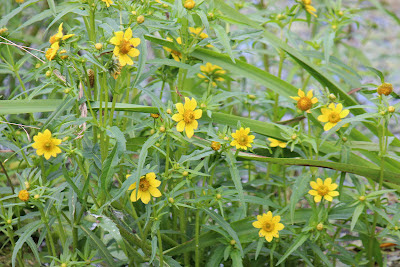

left=238, top=135, right=248, bottom=145
left=139, top=179, right=150, bottom=192
left=172, top=50, right=181, bottom=57
left=262, top=222, right=275, bottom=232
left=183, top=110, right=195, bottom=123
left=328, top=112, right=340, bottom=123
left=317, top=185, right=329, bottom=196
left=44, top=141, right=53, bottom=150
left=297, top=97, right=312, bottom=111
left=119, top=39, right=132, bottom=55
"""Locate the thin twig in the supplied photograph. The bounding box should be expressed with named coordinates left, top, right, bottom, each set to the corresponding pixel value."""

left=0, top=36, right=45, bottom=63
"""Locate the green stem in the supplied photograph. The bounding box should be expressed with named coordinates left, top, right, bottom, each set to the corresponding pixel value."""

left=38, top=205, right=57, bottom=257
left=195, top=209, right=200, bottom=267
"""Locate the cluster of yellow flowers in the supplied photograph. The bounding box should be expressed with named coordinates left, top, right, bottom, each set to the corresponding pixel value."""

left=291, top=89, right=349, bottom=131
left=197, top=63, right=226, bottom=86
left=45, top=23, right=74, bottom=61
left=253, top=177, right=339, bottom=242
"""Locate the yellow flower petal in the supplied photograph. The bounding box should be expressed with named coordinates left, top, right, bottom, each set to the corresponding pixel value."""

left=176, top=120, right=185, bottom=132
left=176, top=103, right=184, bottom=114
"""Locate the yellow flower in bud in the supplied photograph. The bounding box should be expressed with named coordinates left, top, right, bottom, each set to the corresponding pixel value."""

left=211, top=141, right=221, bottom=151
left=377, top=83, right=393, bottom=96
left=316, top=223, right=324, bottom=231
left=128, top=172, right=161, bottom=204
left=110, top=28, right=141, bottom=66
left=290, top=89, right=318, bottom=112
left=318, top=103, right=349, bottom=131
left=230, top=127, right=255, bottom=150
left=0, top=27, right=7, bottom=35
left=308, top=178, right=339, bottom=202
left=18, top=190, right=29, bottom=202
left=268, top=138, right=287, bottom=148
left=184, top=0, right=195, bottom=10
left=137, top=15, right=145, bottom=24
left=101, top=0, right=113, bottom=7
left=150, top=113, right=160, bottom=119
left=24, top=182, right=30, bottom=190
left=388, top=106, right=395, bottom=113
left=15, top=0, right=24, bottom=3
left=166, top=108, right=172, bottom=114
left=171, top=97, right=202, bottom=138
left=95, top=43, right=103, bottom=50
left=32, top=129, right=62, bottom=160
left=252, top=211, right=284, bottom=242
left=189, top=27, right=208, bottom=39
left=359, top=195, right=366, bottom=201
left=163, top=37, right=182, bottom=62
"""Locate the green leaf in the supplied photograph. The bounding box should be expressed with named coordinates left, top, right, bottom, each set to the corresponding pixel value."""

left=212, top=24, right=235, bottom=63
left=206, top=245, right=225, bottom=267
left=133, top=35, right=148, bottom=88
left=46, top=0, right=57, bottom=16
left=276, top=233, right=309, bottom=265
left=308, top=242, right=333, bottom=267
left=238, top=153, right=400, bottom=187
left=230, top=249, right=243, bottom=267
left=42, top=96, right=75, bottom=129
left=12, top=221, right=42, bottom=267
left=350, top=203, right=365, bottom=231
left=100, top=144, right=118, bottom=195
left=203, top=209, right=243, bottom=256
left=290, top=173, right=311, bottom=224
left=0, top=0, right=42, bottom=28
left=225, top=150, right=246, bottom=217
left=80, top=224, right=115, bottom=266
left=0, top=99, right=63, bottom=115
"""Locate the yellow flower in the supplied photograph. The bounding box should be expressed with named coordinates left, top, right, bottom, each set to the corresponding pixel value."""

left=128, top=172, right=161, bottom=204
left=268, top=138, right=287, bottom=148
left=230, top=127, right=255, bottom=150
left=110, top=28, right=141, bottom=66
left=189, top=27, right=208, bottom=39
left=317, top=103, right=349, bottom=131
left=18, top=190, right=29, bottom=202
left=197, top=62, right=226, bottom=85
left=15, top=0, right=24, bottom=3
left=171, top=97, right=202, bottom=138
left=252, top=211, right=284, bottom=242
left=45, top=42, right=59, bottom=61
left=49, top=23, right=75, bottom=45
left=290, top=89, right=318, bottom=112
left=32, top=129, right=62, bottom=160
left=101, top=0, right=113, bottom=7
left=302, top=0, right=317, bottom=17
left=308, top=178, right=339, bottom=202
left=184, top=0, right=195, bottom=9
left=163, top=37, right=182, bottom=62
